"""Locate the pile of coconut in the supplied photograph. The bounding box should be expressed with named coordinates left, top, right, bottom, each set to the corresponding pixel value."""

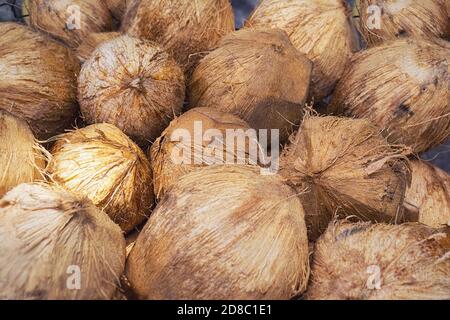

left=0, top=0, right=449, bottom=300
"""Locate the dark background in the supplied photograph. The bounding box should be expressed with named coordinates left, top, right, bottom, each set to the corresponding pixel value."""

left=0, top=0, right=448, bottom=172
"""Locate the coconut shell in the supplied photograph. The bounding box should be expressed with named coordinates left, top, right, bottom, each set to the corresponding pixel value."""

left=404, top=160, right=450, bottom=228
left=76, top=31, right=120, bottom=62
left=28, top=0, right=113, bottom=48
left=126, top=165, right=310, bottom=300
left=358, top=0, right=449, bottom=47
left=246, top=0, right=360, bottom=101
left=78, top=35, right=185, bottom=146
left=48, top=123, right=154, bottom=233
left=307, top=221, right=450, bottom=300
left=0, top=183, right=126, bottom=300
left=189, top=28, right=313, bottom=144
left=329, top=38, right=449, bottom=154
left=0, top=23, right=80, bottom=140
left=121, top=0, right=234, bottom=76
left=279, top=115, right=411, bottom=240
left=105, top=0, right=130, bottom=21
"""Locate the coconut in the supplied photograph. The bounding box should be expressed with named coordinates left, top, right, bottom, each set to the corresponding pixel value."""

left=0, top=23, right=80, bottom=140
left=47, top=123, right=154, bottom=233
left=404, top=160, right=450, bottom=228
left=28, top=0, right=113, bottom=48
left=126, top=165, right=310, bottom=300
left=76, top=32, right=120, bottom=62
left=189, top=28, right=313, bottom=144
left=246, top=0, right=360, bottom=101
left=307, top=221, right=450, bottom=300
left=105, top=0, right=130, bottom=21
left=329, top=38, right=450, bottom=154
left=0, top=183, right=126, bottom=300
left=358, top=0, right=449, bottom=47
left=78, top=35, right=185, bottom=146
left=279, top=115, right=411, bottom=240
left=121, top=0, right=234, bottom=76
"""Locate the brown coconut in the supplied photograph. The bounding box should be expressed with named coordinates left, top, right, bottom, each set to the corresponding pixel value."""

left=121, top=0, right=234, bottom=76
left=47, top=123, right=154, bottom=233
left=404, top=160, right=450, bottom=228
left=329, top=38, right=449, bottom=154
left=307, top=221, right=450, bottom=300
left=78, top=35, right=185, bottom=146
left=0, top=183, right=126, bottom=300
left=0, top=23, right=80, bottom=140
left=126, top=165, right=310, bottom=300
left=246, top=0, right=360, bottom=101
left=358, top=0, right=449, bottom=47
left=28, top=0, right=113, bottom=48
left=189, top=28, right=313, bottom=144
left=76, top=31, right=120, bottom=62
left=279, top=115, right=411, bottom=240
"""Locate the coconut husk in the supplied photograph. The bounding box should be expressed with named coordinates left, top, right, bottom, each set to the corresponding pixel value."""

left=27, top=0, right=113, bottom=48
left=279, top=115, right=411, bottom=240
left=307, top=221, right=450, bottom=300
left=246, top=0, right=360, bottom=101
left=126, top=165, right=310, bottom=300
left=121, top=0, right=234, bottom=77
left=189, top=28, right=313, bottom=145
left=358, top=0, right=449, bottom=47
left=78, top=35, right=185, bottom=147
left=47, top=123, right=154, bottom=233
left=0, top=23, right=80, bottom=140
left=105, top=0, right=130, bottom=21
left=0, top=183, right=126, bottom=300
left=329, top=38, right=450, bottom=154
left=76, top=32, right=120, bottom=63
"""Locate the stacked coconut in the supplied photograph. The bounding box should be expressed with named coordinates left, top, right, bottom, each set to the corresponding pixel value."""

left=0, top=0, right=449, bottom=300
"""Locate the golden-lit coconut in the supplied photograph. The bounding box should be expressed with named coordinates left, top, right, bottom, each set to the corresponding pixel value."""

left=76, top=31, right=120, bottom=62
left=78, top=35, right=185, bottom=146
left=358, top=0, right=449, bottom=47
left=48, top=124, right=154, bottom=233
left=28, top=0, right=113, bottom=48
left=126, top=165, right=310, bottom=300
left=105, top=0, right=130, bottom=21
left=279, top=115, right=411, bottom=240
left=189, top=28, right=312, bottom=144
left=121, top=0, right=234, bottom=76
left=329, top=38, right=449, bottom=154
left=0, top=23, right=80, bottom=140
left=246, top=0, right=360, bottom=101
left=404, top=160, right=450, bottom=228
left=307, top=221, right=450, bottom=300
left=0, top=183, right=126, bottom=300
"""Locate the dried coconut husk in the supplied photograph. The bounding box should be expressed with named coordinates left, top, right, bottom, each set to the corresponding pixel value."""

left=404, top=160, right=450, bottom=228
left=307, top=221, right=450, bottom=300
left=0, top=183, right=126, bottom=300
left=246, top=0, right=360, bottom=101
left=0, top=23, right=80, bottom=140
left=126, top=165, right=310, bottom=300
left=189, top=28, right=313, bottom=145
left=358, top=0, right=449, bottom=47
left=47, top=123, right=154, bottom=233
left=121, top=0, right=234, bottom=77
left=279, top=115, right=411, bottom=240
left=105, top=0, right=130, bottom=21
left=329, top=38, right=450, bottom=154
left=76, top=32, right=120, bottom=62
left=78, top=35, right=185, bottom=146
left=27, top=0, right=113, bottom=48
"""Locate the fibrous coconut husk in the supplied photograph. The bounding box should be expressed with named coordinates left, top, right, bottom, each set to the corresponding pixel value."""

left=48, top=123, right=154, bottom=233
left=126, top=165, right=310, bottom=300
left=246, top=0, right=360, bottom=101
left=279, top=115, right=411, bottom=240
left=0, top=23, right=80, bottom=140
left=105, top=0, right=130, bottom=21
left=0, top=183, right=126, bottom=300
left=27, top=0, right=113, bottom=48
left=121, top=0, right=234, bottom=76
left=358, top=0, right=449, bottom=47
left=307, top=221, right=450, bottom=300
left=76, top=32, right=120, bottom=63
left=78, top=35, right=185, bottom=147
left=329, top=38, right=449, bottom=154
left=189, top=28, right=313, bottom=145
